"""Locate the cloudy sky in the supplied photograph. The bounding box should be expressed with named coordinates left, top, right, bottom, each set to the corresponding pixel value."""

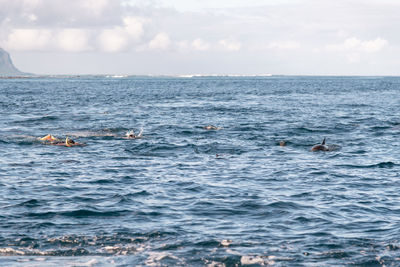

left=0, top=0, right=399, bottom=75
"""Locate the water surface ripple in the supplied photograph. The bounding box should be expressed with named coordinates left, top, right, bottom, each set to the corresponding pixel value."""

left=1, top=76, right=400, bottom=266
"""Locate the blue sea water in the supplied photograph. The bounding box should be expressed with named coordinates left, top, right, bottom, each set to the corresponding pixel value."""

left=0, top=76, right=399, bottom=266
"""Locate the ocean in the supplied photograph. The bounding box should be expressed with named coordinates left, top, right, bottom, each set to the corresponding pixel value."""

left=0, top=76, right=399, bottom=266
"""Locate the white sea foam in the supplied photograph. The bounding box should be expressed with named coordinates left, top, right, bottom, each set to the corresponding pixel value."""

left=205, top=260, right=226, bottom=267
left=77, top=259, right=99, bottom=267
left=145, top=252, right=182, bottom=266
left=66, top=130, right=117, bottom=137
left=226, top=249, right=241, bottom=256
left=106, top=75, right=128, bottom=78
left=176, top=74, right=273, bottom=78
left=0, top=247, right=26, bottom=255
left=240, top=255, right=276, bottom=265
left=220, top=239, right=232, bottom=247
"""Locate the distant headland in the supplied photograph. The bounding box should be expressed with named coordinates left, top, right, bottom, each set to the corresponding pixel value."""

left=0, top=47, right=31, bottom=77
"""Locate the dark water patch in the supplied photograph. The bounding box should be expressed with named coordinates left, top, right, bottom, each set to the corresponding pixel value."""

left=308, top=170, right=328, bottom=176
left=231, top=124, right=266, bottom=132
left=337, top=161, right=397, bottom=169
left=7, top=161, right=37, bottom=167
left=87, top=178, right=115, bottom=184
left=24, top=209, right=130, bottom=219
left=267, top=201, right=312, bottom=210
left=194, top=142, right=248, bottom=155
left=124, top=142, right=193, bottom=157
left=12, top=115, right=58, bottom=125
left=349, top=149, right=368, bottom=155
left=124, top=141, right=248, bottom=157
left=62, top=209, right=130, bottom=218
left=60, top=159, right=81, bottom=164
left=338, top=103, right=370, bottom=108
left=293, top=126, right=331, bottom=134
left=30, top=222, right=57, bottom=229
left=370, top=125, right=392, bottom=131
left=111, top=156, right=130, bottom=161
left=15, top=199, right=42, bottom=208
left=13, top=140, right=36, bottom=146
left=175, top=128, right=201, bottom=136
left=129, top=190, right=151, bottom=197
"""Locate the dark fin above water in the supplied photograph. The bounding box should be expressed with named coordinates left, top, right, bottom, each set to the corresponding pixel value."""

left=321, top=138, right=326, bottom=145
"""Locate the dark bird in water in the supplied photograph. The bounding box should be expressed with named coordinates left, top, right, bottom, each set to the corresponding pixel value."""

left=311, top=138, right=329, bottom=151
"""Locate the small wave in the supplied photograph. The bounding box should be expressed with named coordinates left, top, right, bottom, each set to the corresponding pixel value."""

left=8, top=161, right=37, bottom=167
left=66, top=129, right=119, bottom=138
left=267, top=201, right=311, bottom=210
left=87, top=178, right=115, bottom=184
left=0, top=247, right=90, bottom=256
left=25, top=209, right=130, bottom=219
left=125, top=142, right=204, bottom=157
left=145, top=251, right=184, bottom=266
left=194, top=142, right=248, bottom=155
left=337, top=161, right=397, bottom=169
left=293, top=126, right=330, bottom=133
left=16, top=199, right=42, bottom=207
left=0, top=232, right=174, bottom=257
left=12, top=115, right=58, bottom=124
left=0, top=139, right=9, bottom=144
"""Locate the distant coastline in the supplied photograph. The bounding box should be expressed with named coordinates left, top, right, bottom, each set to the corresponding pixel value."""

left=1, top=74, right=399, bottom=79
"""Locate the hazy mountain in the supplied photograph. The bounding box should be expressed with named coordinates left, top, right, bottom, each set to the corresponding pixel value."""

left=0, top=48, right=27, bottom=76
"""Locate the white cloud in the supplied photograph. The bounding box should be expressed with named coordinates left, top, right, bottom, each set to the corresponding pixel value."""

left=28, top=14, right=38, bottom=22
left=191, top=38, right=210, bottom=51
left=325, top=37, right=388, bottom=53
left=97, top=16, right=145, bottom=52
left=98, top=28, right=128, bottom=52
left=4, top=28, right=52, bottom=51
left=250, top=41, right=300, bottom=51
left=123, top=16, right=144, bottom=40
left=266, top=41, right=301, bottom=50
left=361, top=38, right=388, bottom=52
left=148, top=32, right=171, bottom=50
left=4, top=28, right=91, bottom=52
left=56, top=29, right=91, bottom=52
left=80, top=0, right=110, bottom=16
left=347, top=53, right=360, bottom=63
left=219, top=39, right=241, bottom=51
left=177, top=40, right=189, bottom=50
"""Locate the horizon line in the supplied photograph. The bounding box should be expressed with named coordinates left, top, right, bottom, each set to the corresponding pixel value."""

left=1, top=73, right=400, bottom=78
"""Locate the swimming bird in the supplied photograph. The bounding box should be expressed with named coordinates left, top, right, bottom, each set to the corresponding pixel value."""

left=311, top=138, right=329, bottom=151
left=203, top=125, right=221, bottom=130
left=125, top=128, right=143, bottom=139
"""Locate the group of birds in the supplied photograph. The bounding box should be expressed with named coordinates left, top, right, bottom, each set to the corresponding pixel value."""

left=38, top=128, right=144, bottom=147
left=39, top=125, right=330, bottom=151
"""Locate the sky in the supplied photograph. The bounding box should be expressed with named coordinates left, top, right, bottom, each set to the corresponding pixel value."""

left=0, top=0, right=399, bottom=75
